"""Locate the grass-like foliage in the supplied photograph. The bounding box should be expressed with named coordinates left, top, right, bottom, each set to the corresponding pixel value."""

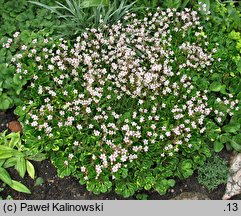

left=3, top=6, right=241, bottom=197
left=29, top=0, right=137, bottom=36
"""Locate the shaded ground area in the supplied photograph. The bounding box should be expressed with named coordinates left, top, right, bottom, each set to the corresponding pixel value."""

left=0, top=111, right=240, bottom=200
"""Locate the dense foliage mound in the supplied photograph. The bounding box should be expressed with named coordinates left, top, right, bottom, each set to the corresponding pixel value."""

left=1, top=6, right=241, bottom=197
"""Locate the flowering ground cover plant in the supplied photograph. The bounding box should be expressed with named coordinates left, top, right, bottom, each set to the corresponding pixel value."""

left=3, top=6, right=241, bottom=197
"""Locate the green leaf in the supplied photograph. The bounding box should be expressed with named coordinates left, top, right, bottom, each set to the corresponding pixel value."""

left=214, top=141, right=224, bottom=153
left=34, top=177, right=44, bottom=187
left=230, top=134, right=241, bottom=152
left=11, top=180, right=31, bottom=194
left=27, top=153, right=46, bottom=161
left=178, top=160, right=193, bottom=179
left=167, top=179, right=175, bottom=187
left=121, top=168, right=128, bottom=178
left=237, top=59, right=241, bottom=73
left=15, top=157, right=26, bottom=178
left=136, top=193, right=148, bottom=200
left=3, top=157, right=17, bottom=168
left=223, top=123, right=240, bottom=133
left=0, top=159, right=5, bottom=167
left=6, top=132, right=20, bottom=148
left=0, top=146, right=15, bottom=159
left=115, top=182, right=136, bottom=198
left=81, top=0, right=109, bottom=8
left=144, top=184, right=152, bottom=190
left=14, top=106, right=27, bottom=118
left=0, top=94, right=12, bottom=110
left=219, top=133, right=230, bottom=143
left=26, top=160, right=35, bottom=179
left=154, top=179, right=170, bottom=195
left=209, top=81, right=226, bottom=92
left=0, top=167, right=13, bottom=185
left=19, top=30, right=32, bottom=43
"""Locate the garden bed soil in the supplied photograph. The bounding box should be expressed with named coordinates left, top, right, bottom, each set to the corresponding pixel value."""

left=0, top=111, right=241, bottom=200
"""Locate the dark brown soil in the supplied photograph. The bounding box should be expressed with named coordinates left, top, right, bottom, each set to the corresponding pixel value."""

left=0, top=111, right=241, bottom=200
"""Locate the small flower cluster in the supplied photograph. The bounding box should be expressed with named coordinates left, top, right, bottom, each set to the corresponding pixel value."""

left=9, top=8, right=239, bottom=187
left=214, top=95, right=239, bottom=123
left=2, top=32, right=20, bottom=48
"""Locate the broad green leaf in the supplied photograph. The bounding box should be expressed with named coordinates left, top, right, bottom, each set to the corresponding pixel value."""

left=6, top=132, right=20, bottom=148
left=209, top=81, right=226, bottom=92
left=0, top=146, right=15, bottom=159
left=0, top=159, right=5, bottom=167
left=214, top=141, right=224, bottom=153
left=230, top=134, right=241, bottom=152
left=27, top=153, right=46, bottom=161
left=0, top=167, right=13, bottom=185
left=26, top=160, right=35, bottom=179
left=15, top=157, right=26, bottom=178
left=11, top=180, right=31, bottom=194
left=178, top=159, right=193, bottom=179
left=219, top=133, right=230, bottom=143
left=3, top=157, right=17, bottom=168
left=0, top=95, right=11, bottom=110
left=223, top=123, right=240, bottom=133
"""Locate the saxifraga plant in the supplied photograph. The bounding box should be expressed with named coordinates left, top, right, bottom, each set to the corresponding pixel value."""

left=11, top=7, right=241, bottom=197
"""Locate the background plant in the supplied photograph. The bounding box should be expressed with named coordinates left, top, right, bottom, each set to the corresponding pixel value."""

left=195, top=0, right=241, bottom=153
left=0, top=131, right=45, bottom=193
left=197, top=155, right=229, bottom=191
left=0, top=0, right=61, bottom=111
left=29, top=0, right=137, bottom=37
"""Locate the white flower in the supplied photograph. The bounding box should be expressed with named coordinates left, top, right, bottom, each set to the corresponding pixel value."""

left=143, top=146, right=149, bottom=152
left=47, top=115, right=53, bottom=120
left=86, top=107, right=91, bottom=113
left=94, top=130, right=100, bottom=136
left=21, top=45, right=27, bottom=50
left=13, top=32, right=20, bottom=38
left=68, top=154, right=74, bottom=160
left=48, top=65, right=54, bottom=70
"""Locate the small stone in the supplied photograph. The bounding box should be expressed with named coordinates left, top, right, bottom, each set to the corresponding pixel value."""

left=7, top=121, right=22, bottom=133
left=223, top=153, right=241, bottom=200
left=172, top=192, right=210, bottom=200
